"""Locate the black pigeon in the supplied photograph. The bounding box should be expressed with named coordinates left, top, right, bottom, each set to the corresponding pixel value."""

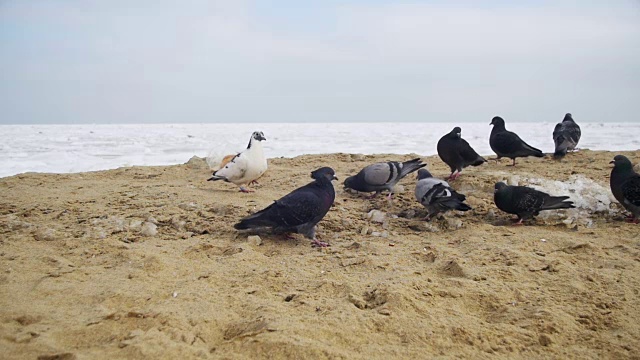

left=414, top=169, right=472, bottom=220
left=489, top=116, right=544, bottom=166
left=234, top=167, right=338, bottom=247
left=493, top=182, right=575, bottom=224
left=344, top=158, right=426, bottom=199
left=553, top=113, right=581, bottom=159
left=609, top=155, right=640, bottom=223
left=437, top=127, right=486, bottom=180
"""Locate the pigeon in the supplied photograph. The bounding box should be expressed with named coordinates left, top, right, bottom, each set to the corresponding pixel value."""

left=414, top=169, right=472, bottom=220
left=234, top=167, right=338, bottom=247
left=343, top=158, right=426, bottom=199
left=208, top=131, right=268, bottom=192
left=609, top=155, right=640, bottom=223
left=437, top=127, right=486, bottom=180
left=489, top=116, right=544, bottom=166
left=553, top=113, right=581, bottom=159
left=493, top=182, right=575, bottom=224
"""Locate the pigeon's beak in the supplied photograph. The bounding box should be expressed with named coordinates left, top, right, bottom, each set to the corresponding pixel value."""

left=609, top=160, right=615, bottom=165
left=332, top=175, right=338, bottom=181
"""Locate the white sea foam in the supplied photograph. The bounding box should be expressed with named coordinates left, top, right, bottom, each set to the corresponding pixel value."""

left=0, top=122, right=638, bottom=178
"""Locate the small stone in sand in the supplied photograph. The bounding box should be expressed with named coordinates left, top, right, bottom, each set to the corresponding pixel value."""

left=367, top=210, right=386, bottom=223
left=248, top=235, right=262, bottom=246
left=140, top=222, right=158, bottom=237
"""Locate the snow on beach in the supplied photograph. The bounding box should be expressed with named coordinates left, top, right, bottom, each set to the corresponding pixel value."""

left=0, top=122, right=638, bottom=178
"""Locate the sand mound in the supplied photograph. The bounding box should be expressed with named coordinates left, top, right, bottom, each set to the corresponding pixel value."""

left=1, top=150, right=639, bottom=359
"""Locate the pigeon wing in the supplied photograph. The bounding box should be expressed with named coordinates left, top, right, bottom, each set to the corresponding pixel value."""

left=621, top=176, right=640, bottom=207
left=553, top=123, right=564, bottom=143
left=567, top=124, right=581, bottom=144
left=363, top=163, right=396, bottom=186
left=458, top=138, right=485, bottom=166
left=269, top=190, right=324, bottom=228
left=514, top=188, right=545, bottom=213
left=214, top=153, right=248, bottom=182
left=492, top=131, right=523, bottom=154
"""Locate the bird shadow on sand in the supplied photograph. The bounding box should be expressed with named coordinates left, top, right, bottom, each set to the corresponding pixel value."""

left=199, top=187, right=253, bottom=194
left=491, top=218, right=534, bottom=227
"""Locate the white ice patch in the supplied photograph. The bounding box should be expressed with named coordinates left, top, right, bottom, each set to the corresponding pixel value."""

left=1, top=122, right=638, bottom=178
left=503, top=174, right=618, bottom=227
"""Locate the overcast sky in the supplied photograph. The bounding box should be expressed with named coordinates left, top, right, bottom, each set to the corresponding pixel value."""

left=1, top=0, right=639, bottom=124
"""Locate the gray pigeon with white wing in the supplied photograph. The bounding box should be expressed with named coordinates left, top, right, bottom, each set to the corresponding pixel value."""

left=208, top=131, right=267, bottom=192
left=414, top=169, right=471, bottom=220
left=610, top=155, right=640, bottom=223
left=553, top=113, right=581, bottom=159
left=344, top=158, right=426, bottom=199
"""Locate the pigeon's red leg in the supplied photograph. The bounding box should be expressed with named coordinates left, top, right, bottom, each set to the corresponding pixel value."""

left=625, top=216, right=639, bottom=224
left=249, top=180, right=259, bottom=185
left=311, top=238, right=330, bottom=247
left=507, top=158, right=516, bottom=166
left=447, top=172, right=456, bottom=181
left=239, top=186, right=255, bottom=193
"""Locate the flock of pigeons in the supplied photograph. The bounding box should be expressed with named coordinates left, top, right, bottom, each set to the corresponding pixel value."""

left=207, top=116, right=640, bottom=247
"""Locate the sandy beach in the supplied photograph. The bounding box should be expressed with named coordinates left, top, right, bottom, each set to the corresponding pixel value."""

left=1, top=149, right=639, bottom=359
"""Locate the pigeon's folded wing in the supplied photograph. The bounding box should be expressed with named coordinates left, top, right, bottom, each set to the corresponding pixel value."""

left=622, top=176, right=640, bottom=206
left=216, top=154, right=248, bottom=180
left=271, top=191, right=323, bottom=227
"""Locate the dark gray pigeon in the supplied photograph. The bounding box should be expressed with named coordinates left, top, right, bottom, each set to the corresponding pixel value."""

left=553, top=113, right=581, bottom=159
left=344, top=158, right=426, bottom=199
left=414, top=169, right=472, bottom=220
left=494, top=182, right=575, bottom=225
left=437, top=127, right=486, bottom=180
left=609, top=155, right=640, bottom=223
left=490, top=116, right=544, bottom=166
left=234, top=167, right=338, bottom=247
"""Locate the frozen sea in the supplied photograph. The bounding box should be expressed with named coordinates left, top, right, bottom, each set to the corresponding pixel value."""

left=1, top=122, right=639, bottom=178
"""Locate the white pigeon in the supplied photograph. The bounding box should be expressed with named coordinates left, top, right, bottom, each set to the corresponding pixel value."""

left=207, top=131, right=268, bottom=192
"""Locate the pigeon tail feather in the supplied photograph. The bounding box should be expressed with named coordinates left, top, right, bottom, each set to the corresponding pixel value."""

left=234, top=206, right=277, bottom=230
left=455, top=203, right=472, bottom=212
left=469, top=157, right=487, bottom=166
left=542, top=196, right=575, bottom=210
left=400, top=158, right=427, bottom=178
